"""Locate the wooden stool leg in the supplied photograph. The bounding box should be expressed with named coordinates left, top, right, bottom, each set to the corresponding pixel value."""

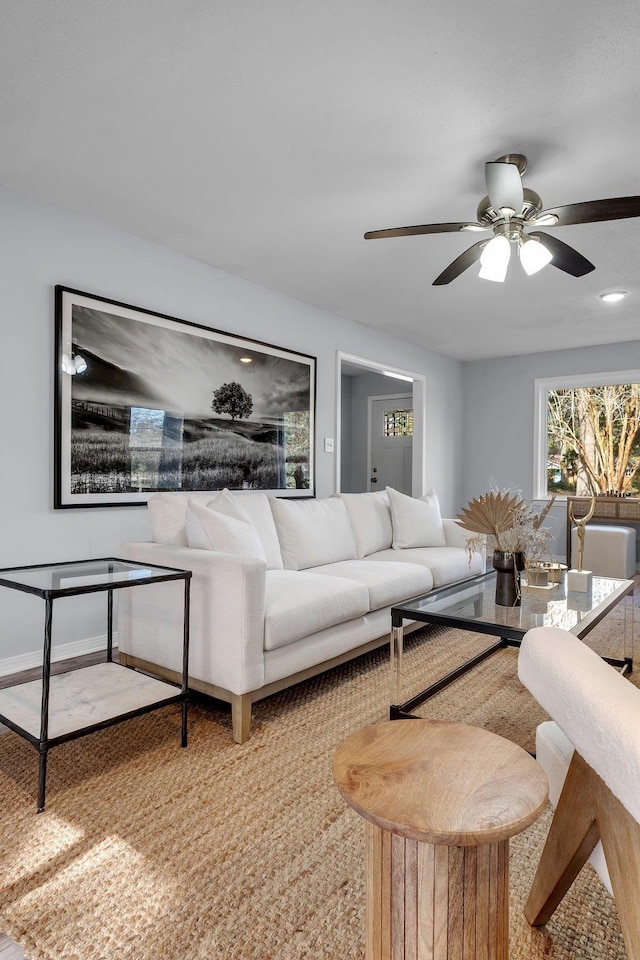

left=365, top=822, right=509, bottom=960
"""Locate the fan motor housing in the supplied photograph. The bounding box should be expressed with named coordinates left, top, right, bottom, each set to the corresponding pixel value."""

left=477, top=188, right=543, bottom=226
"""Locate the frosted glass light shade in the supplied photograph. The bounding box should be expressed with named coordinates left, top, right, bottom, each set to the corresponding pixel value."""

left=61, top=353, right=88, bottom=375
left=520, top=237, right=553, bottom=275
left=479, top=235, right=511, bottom=282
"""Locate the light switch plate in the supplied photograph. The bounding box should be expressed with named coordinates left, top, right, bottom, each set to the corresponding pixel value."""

left=324, top=437, right=335, bottom=453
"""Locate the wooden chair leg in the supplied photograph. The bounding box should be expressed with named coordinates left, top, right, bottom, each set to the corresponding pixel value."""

left=231, top=693, right=252, bottom=744
left=525, top=752, right=600, bottom=927
left=527, top=749, right=640, bottom=960
left=598, top=786, right=640, bottom=960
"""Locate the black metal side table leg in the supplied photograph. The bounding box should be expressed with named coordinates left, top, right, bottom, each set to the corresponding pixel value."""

left=37, top=747, right=48, bottom=813
left=181, top=698, right=188, bottom=748
left=180, top=575, right=191, bottom=748
left=37, top=597, right=53, bottom=812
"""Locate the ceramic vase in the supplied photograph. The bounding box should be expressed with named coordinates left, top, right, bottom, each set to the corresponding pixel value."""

left=493, top=550, right=524, bottom=606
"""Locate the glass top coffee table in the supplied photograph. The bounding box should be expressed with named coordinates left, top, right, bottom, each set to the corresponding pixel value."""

left=390, top=570, right=634, bottom=720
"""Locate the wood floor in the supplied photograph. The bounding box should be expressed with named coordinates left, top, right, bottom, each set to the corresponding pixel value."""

left=0, top=932, right=25, bottom=959
left=0, top=649, right=120, bottom=959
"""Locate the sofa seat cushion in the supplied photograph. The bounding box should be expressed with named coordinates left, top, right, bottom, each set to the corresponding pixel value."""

left=310, top=560, right=433, bottom=611
left=364, top=547, right=481, bottom=588
left=264, top=570, right=369, bottom=651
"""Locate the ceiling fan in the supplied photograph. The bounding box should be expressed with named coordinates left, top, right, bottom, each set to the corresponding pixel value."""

left=364, top=154, right=640, bottom=285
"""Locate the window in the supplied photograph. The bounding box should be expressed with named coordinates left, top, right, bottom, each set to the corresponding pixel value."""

left=534, top=370, right=640, bottom=499
left=383, top=408, right=414, bottom=437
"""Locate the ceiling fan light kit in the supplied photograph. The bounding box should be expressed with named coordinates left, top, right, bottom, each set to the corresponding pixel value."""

left=365, top=153, right=640, bottom=286
left=479, top=234, right=510, bottom=282
left=519, top=236, right=553, bottom=276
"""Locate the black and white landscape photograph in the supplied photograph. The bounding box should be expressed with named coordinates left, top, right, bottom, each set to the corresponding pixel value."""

left=55, top=288, right=315, bottom=506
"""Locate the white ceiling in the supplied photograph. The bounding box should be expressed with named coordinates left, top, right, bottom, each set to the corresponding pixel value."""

left=3, top=0, right=640, bottom=361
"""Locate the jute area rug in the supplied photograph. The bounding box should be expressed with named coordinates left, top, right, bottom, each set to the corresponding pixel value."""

left=0, top=609, right=634, bottom=960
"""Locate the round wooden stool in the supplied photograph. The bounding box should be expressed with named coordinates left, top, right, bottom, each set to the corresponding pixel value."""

left=333, top=720, right=548, bottom=960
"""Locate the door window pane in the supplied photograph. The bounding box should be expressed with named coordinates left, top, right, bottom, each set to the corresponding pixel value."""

left=383, top=409, right=414, bottom=437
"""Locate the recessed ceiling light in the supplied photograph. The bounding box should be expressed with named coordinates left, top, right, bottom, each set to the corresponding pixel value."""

left=599, top=291, right=628, bottom=303
left=239, top=356, right=253, bottom=363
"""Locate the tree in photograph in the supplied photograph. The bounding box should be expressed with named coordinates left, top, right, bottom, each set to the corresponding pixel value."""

left=211, top=382, right=253, bottom=421
left=547, top=384, right=640, bottom=495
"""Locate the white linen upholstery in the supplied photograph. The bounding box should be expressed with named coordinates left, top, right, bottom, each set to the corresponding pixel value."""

left=148, top=492, right=195, bottom=546
left=263, top=608, right=390, bottom=685
left=263, top=570, right=369, bottom=650
left=386, top=487, right=447, bottom=548
left=234, top=493, right=284, bottom=569
left=338, top=491, right=393, bottom=558
left=118, top=541, right=267, bottom=694
left=364, top=546, right=482, bottom=587
left=535, top=720, right=611, bottom=893
left=185, top=497, right=266, bottom=560
left=147, top=490, right=283, bottom=569
left=120, top=489, right=487, bottom=742
left=310, top=560, right=432, bottom=610
left=270, top=497, right=357, bottom=570
left=518, top=625, right=640, bottom=824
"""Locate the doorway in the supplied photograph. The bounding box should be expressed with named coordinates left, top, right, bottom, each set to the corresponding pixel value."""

left=336, top=352, right=425, bottom=496
left=369, top=395, right=413, bottom=495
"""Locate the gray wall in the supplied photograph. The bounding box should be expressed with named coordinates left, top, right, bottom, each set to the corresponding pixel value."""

left=341, top=371, right=412, bottom=493
left=462, top=340, right=640, bottom=560
left=0, top=184, right=464, bottom=666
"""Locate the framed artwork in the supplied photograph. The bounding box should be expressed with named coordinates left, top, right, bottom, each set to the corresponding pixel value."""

left=54, top=286, right=316, bottom=508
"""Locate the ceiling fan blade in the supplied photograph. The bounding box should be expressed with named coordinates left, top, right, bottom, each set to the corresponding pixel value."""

left=485, top=161, right=524, bottom=213
left=364, top=222, right=489, bottom=239
left=532, top=196, right=640, bottom=227
left=432, top=240, right=486, bottom=285
left=528, top=231, right=595, bottom=277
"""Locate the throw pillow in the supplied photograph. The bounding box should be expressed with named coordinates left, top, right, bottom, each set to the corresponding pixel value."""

left=386, top=486, right=447, bottom=549
left=185, top=496, right=266, bottom=560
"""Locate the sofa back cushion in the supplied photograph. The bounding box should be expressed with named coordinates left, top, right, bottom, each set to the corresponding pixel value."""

left=270, top=497, right=358, bottom=570
left=338, top=491, right=393, bottom=558
left=147, top=490, right=283, bottom=569
left=231, top=494, right=284, bottom=570
left=386, top=486, right=447, bottom=548
left=185, top=496, right=266, bottom=560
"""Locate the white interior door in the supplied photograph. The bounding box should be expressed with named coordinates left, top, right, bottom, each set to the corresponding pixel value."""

left=368, top=395, right=413, bottom=494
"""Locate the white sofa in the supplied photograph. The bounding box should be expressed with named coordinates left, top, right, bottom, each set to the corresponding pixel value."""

left=118, top=487, right=484, bottom=742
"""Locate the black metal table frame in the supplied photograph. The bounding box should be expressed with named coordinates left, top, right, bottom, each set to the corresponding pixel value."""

left=0, top=557, right=191, bottom=811
left=390, top=571, right=634, bottom=721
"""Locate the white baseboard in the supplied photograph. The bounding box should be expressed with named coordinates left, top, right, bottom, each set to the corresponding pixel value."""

left=0, top=632, right=118, bottom=679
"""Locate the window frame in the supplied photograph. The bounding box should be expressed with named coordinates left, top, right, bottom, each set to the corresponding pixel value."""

left=533, top=368, right=640, bottom=499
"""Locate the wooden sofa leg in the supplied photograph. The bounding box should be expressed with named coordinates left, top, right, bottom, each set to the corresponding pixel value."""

left=231, top=693, right=252, bottom=744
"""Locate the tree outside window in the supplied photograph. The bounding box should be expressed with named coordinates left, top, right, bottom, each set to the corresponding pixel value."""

left=546, top=383, right=640, bottom=496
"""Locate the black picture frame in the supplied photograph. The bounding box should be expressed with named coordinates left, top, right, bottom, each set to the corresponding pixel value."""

left=54, top=286, right=316, bottom=508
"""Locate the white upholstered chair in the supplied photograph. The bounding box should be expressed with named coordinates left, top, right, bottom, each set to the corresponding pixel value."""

left=518, top=625, right=640, bottom=960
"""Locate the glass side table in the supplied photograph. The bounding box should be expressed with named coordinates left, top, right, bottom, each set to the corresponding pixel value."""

left=0, top=557, right=191, bottom=811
